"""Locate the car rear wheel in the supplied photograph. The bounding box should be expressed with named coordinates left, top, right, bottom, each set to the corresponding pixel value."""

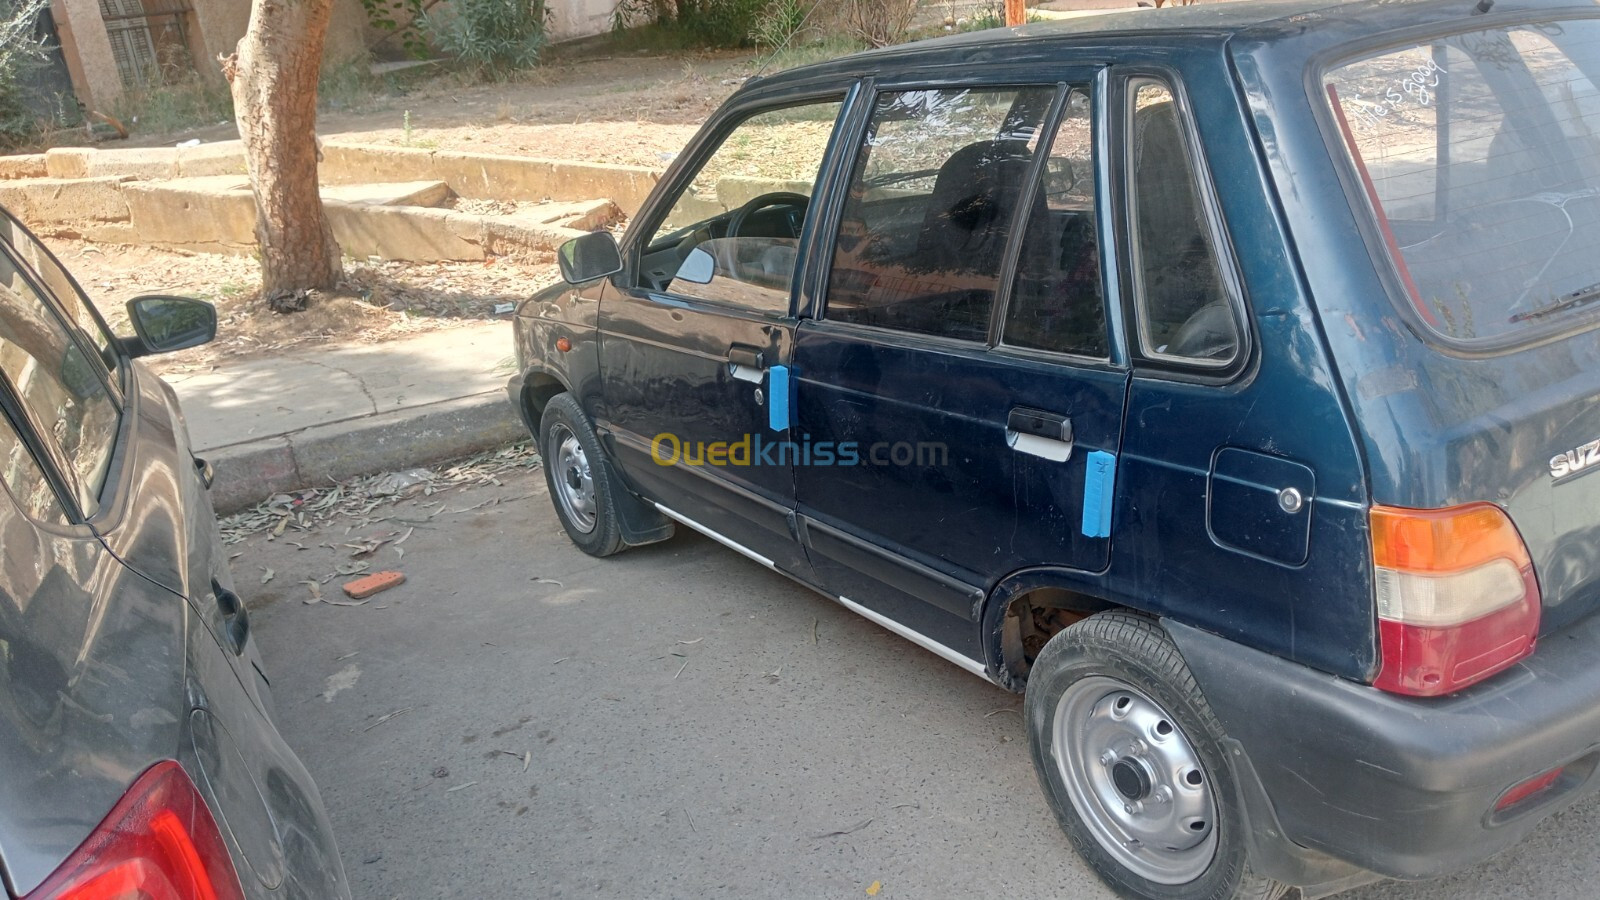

left=540, top=393, right=626, bottom=557
left=1025, top=610, right=1289, bottom=900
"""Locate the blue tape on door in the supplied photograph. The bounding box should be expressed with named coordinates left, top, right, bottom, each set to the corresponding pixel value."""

left=768, top=365, right=790, bottom=432
left=1082, top=450, right=1116, bottom=538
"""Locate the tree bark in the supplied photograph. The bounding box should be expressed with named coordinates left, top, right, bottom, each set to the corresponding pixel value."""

left=224, top=0, right=342, bottom=296
left=1005, top=0, right=1027, bottom=26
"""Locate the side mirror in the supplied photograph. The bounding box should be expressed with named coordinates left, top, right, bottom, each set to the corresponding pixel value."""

left=676, top=247, right=716, bottom=285
left=557, top=232, right=623, bottom=284
left=123, top=295, right=217, bottom=358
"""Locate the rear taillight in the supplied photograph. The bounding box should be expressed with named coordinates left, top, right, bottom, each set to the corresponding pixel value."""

left=1370, top=503, right=1540, bottom=697
left=26, top=760, right=245, bottom=900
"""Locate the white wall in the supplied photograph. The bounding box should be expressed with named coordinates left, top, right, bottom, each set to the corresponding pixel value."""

left=546, top=0, right=616, bottom=42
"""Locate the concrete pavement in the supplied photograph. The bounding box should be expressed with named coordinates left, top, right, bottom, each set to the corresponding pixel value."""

left=163, top=322, right=525, bottom=513
left=241, top=466, right=1600, bottom=900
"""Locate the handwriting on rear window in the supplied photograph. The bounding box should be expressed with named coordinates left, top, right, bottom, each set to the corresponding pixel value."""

left=1345, top=58, right=1447, bottom=128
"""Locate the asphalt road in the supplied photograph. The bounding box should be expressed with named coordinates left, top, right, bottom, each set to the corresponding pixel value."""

left=242, top=467, right=1598, bottom=900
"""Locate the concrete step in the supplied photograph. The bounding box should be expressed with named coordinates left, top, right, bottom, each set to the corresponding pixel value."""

left=0, top=172, right=614, bottom=261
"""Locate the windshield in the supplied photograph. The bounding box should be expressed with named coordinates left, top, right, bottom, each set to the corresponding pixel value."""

left=1325, top=19, right=1600, bottom=344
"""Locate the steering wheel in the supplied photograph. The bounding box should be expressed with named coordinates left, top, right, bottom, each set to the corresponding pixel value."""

left=727, top=191, right=811, bottom=239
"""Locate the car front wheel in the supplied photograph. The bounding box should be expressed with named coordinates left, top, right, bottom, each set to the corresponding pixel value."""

left=539, top=393, right=626, bottom=557
left=1024, top=610, right=1289, bottom=900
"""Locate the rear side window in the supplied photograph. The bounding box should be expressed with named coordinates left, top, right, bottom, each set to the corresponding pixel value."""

left=1326, top=21, right=1600, bottom=343
left=1127, top=79, right=1240, bottom=366
left=826, top=86, right=1058, bottom=342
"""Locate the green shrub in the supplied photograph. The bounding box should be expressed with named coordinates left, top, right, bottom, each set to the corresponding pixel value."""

left=108, top=73, right=234, bottom=137
left=958, top=1, right=1044, bottom=32
left=612, top=0, right=770, bottom=49
left=0, top=0, right=53, bottom=147
left=839, top=0, right=919, bottom=48
left=360, top=0, right=431, bottom=59
left=750, top=0, right=811, bottom=50
left=677, top=0, right=768, bottom=47
left=429, top=0, right=548, bottom=76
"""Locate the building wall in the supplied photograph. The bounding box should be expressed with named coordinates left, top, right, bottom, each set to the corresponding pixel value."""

left=326, top=0, right=370, bottom=64
left=354, top=0, right=617, bottom=57
left=192, top=0, right=368, bottom=77
left=49, top=0, right=123, bottom=109
left=546, top=0, right=614, bottom=42
left=53, top=0, right=614, bottom=114
left=187, top=0, right=247, bottom=76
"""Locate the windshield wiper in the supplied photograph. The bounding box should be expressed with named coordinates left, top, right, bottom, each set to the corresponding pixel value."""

left=1510, top=283, right=1600, bottom=323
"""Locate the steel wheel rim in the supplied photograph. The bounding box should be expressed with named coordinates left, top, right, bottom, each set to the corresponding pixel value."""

left=1053, top=676, right=1218, bottom=885
left=550, top=425, right=597, bottom=534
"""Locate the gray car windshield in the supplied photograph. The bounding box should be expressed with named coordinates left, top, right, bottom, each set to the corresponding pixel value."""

left=1326, top=20, right=1600, bottom=343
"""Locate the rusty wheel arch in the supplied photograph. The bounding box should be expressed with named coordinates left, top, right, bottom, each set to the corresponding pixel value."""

left=981, top=572, right=1125, bottom=693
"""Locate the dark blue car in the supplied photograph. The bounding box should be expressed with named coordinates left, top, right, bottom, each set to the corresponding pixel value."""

left=510, top=1, right=1600, bottom=895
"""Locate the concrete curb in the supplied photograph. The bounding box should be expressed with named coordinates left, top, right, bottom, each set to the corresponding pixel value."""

left=206, top=391, right=527, bottom=515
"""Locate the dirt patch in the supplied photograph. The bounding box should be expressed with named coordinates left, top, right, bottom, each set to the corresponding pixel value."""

left=50, top=52, right=768, bottom=368
left=449, top=197, right=555, bottom=216
left=50, top=237, right=559, bottom=371
left=51, top=50, right=835, bottom=366
left=124, top=52, right=755, bottom=166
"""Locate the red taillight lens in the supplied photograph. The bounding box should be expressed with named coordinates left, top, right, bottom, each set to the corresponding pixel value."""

left=1370, top=503, right=1540, bottom=697
left=26, top=761, right=245, bottom=900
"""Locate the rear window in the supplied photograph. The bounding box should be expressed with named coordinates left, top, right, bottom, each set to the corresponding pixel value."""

left=1325, top=20, right=1600, bottom=344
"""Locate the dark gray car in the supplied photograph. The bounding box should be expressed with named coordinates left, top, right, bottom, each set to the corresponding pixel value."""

left=0, top=209, right=348, bottom=899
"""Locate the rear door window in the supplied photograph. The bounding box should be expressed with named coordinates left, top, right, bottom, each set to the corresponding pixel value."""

left=0, top=408, right=69, bottom=526
left=1002, top=87, right=1109, bottom=357
left=825, top=86, right=1058, bottom=342
left=1326, top=21, right=1600, bottom=344
left=0, top=248, right=119, bottom=518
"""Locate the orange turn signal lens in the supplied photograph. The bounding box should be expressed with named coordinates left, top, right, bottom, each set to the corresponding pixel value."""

left=1371, top=502, right=1532, bottom=574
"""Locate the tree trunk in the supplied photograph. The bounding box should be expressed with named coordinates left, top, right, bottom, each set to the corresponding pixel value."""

left=224, top=0, right=342, bottom=296
left=1005, top=0, right=1027, bottom=26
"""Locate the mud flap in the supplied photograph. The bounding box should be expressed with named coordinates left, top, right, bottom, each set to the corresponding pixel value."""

left=600, top=455, right=675, bottom=547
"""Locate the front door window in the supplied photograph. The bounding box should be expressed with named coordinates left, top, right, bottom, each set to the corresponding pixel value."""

left=639, top=99, right=843, bottom=314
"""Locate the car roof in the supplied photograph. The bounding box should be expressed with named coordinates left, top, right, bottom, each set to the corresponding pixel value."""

left=743, top=0, right=1597, bottom=91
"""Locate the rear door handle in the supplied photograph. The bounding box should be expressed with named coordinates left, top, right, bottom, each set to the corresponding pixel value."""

left=728, top=344, right=766, bottom=383
left=1006, top=407, right=1073, bottom=462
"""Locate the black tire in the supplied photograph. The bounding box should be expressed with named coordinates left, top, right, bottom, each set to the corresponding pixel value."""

left=539, top=393, right=626, bottom=558
left=1024, top=611, right=1290, bottom=900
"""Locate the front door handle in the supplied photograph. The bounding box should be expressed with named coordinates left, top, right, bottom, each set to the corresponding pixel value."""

left=215, top=585, right=250, bottom=655
left=193, top=455, right=214, bottom=490
left=1006, top=407, right=1073, bottom=462
left=728, top=344, right=766, bottom=383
